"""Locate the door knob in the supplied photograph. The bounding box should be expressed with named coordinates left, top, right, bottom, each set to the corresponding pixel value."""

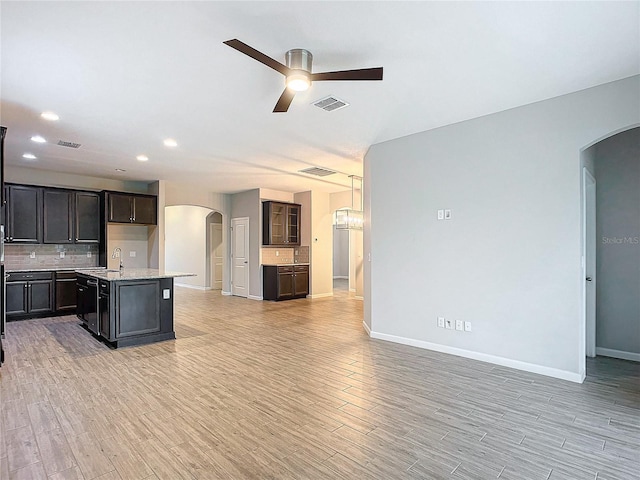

left=586, top=277, right=593, bottom=282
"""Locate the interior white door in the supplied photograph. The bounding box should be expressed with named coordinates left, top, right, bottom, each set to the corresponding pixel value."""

left=210, top=223, right=223, bottom=290
left=231, top=217, right=249, bottom=298
left=584, top=168, right=597, bottom=358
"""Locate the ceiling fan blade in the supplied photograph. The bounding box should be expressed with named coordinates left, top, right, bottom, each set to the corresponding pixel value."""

left=223, top=39, right=291, bottom=76
left=273, top=88, right=296, bottom=113
left=311, top=67, right=383, bottom=82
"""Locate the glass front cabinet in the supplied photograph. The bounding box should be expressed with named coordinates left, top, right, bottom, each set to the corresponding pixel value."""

left=262, top=201, right=301, bottom=246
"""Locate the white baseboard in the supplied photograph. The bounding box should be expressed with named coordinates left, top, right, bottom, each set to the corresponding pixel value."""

left=221, top=291, right=231, bottom=296
left=248, top=294, right=263, bottom=301
left=175, top=283, right=209, bottom=291
left=362, top=321, right=371, bottom=336
left=369, top=330, right=584, bottom=384
left=309, top=292, right=334, bottom=299
left=596, top=347, right=640, bottom=362
left=333, top=276, right=348, bottom=280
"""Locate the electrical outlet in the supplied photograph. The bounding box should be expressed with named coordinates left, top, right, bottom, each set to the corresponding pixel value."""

left=59, top=252, right=65, bottom=259
left=129, top=251, right=136, bottom=257
left=456, top=320, right=463, bottom=331
left=444, top=209, right=452, bottom=220
left=437, top=210, right=444, bottom=220
left=30, top=251, right=36, bottom=259
left=445, top=319, right=453, bottom=330
left=114, top=250, right=120, bottom=258
left=437, top=317, right=445, bottom=328
left=464, top=322, right=472, bottom=332
left=87, top=251, right=92, bottom=258
left=276, top=250, right=279, bottom=257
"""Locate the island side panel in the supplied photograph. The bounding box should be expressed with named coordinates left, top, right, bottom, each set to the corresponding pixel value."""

left=159, top=277, right=174, bottom=334
left=115, top=280, right=161, bottom=338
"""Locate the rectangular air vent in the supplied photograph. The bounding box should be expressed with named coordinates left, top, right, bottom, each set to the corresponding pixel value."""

left=299, top=166, right=337, bottom=177
left=312, top=95, right=349, bottom=112
left=57, top=140, right=81, bottom=149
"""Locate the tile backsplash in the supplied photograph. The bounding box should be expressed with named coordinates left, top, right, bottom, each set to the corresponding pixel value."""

left=4, top=244, right=99, bottom=270
left=261, top=245, right=310, bottom=265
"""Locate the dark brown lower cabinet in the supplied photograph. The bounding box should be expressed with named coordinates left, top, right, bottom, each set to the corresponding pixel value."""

left=5, top=271, right=54, bottom=320
left=263, top=264, right=309, bottom=301
left=55, top=271, right=77, bottom=312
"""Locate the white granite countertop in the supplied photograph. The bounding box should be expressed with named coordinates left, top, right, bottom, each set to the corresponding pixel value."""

left=76, top=268, right=195, bottom=281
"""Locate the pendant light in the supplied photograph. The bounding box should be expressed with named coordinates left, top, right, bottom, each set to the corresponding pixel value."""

left=335, top=175, right=364, bottom=230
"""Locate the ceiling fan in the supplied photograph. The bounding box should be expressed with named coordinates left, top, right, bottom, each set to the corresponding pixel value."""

left=223, top=39, right=383, bottom=113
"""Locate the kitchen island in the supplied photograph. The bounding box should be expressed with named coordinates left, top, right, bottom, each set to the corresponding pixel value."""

left=76, top=268, right=193, bottom=348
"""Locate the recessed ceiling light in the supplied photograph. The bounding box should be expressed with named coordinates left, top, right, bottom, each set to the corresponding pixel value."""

left=31, top=135, right=46, bottom=143
left=41, top=111, right=59, bottom=121
left=115, top=168, right=126, bottom=172
left=163, top=138, right=178, bottom=147
left=22, top=153, right=37, bottom=160
left=136, top=155, right=149, bottom=162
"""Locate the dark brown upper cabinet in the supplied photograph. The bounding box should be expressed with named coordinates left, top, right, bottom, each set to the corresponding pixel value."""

left=107, top=192, right=157, bottom=225
left=43, top=189, right=73, bottom=243
left=43, top=189, right=100, bottom=244
left=262, top=201, right=301, bottom=246
left=75, top=192, right=100, bottom=243
left=5, top=185, right=42, bottom=243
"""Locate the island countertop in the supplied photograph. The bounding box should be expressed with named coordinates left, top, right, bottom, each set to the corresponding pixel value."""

left=76, top=268, right=195, bottom=281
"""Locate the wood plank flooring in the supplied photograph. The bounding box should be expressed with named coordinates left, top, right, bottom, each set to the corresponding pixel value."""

left=1, top=287, right=638, bottom=479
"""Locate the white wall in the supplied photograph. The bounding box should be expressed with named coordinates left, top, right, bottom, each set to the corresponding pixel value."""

left=165, top=205, right=212, bottom=289
left=107, top=224, right=150, bottom=270
left=5, top=166, right=151, bottom=193
left=594, top=128, right=640, bottom=358
left=310, top=191, right=333, bottom=297
left=364, top=75, right=640, bottom=382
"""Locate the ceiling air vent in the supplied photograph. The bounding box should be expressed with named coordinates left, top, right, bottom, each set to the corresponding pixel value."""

left=299, top=166, right=337, bottom=177
left=312, top=95, right=350, bottom=112
left=57, top=140, right=81, bottom=149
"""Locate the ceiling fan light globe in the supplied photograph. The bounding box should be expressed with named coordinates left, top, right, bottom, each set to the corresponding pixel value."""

left=286, top=73, right=310, bottom=92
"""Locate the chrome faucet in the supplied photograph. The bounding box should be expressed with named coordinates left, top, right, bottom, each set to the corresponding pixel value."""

left=112, top=247, right=123, bottom=271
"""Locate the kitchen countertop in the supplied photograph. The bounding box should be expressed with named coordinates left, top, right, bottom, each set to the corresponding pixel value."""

left=262, top=263, right=310, bottom=266
left=77, top=268, right=195, bottom=281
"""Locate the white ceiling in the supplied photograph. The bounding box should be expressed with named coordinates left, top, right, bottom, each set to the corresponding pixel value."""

left=1, top=1, right=638, bottom=193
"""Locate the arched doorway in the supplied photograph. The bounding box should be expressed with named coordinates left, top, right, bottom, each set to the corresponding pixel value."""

left=206, top=212, right=223, bottom=290
left=580, top=125, right=640, bottom=375
left=165, top=205, right=227, bottom=291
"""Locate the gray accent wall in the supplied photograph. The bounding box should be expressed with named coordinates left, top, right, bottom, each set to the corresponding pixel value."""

left=364, top=76, right=640, bottom=380
left=230, top=189, right=261, bottom=298
left=594, top=128, right=640, bottom=355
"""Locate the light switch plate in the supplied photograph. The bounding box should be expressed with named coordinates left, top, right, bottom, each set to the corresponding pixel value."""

left=163, top=289, right=171, bottom=299
left=456, top=320, right=463, bottom=331
left=59, top=252, right=65, bottom=259
left=464, top=321, right=472, bottom=332
left=437, top=317, right=445, bottom=328
left=30, top=251, right=36, bottom=259
left=445, top=319, right=453, bottom=330
left=129, top=251, right=136, bottom=257
left=437, top=210, right=444, bottom=220
left=87, top=251, right=92, bottom=258
left=444, top=209, right=452, bottom=220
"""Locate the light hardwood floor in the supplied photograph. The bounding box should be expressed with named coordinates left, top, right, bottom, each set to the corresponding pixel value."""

left=0, top=287, right=638, bottom=480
